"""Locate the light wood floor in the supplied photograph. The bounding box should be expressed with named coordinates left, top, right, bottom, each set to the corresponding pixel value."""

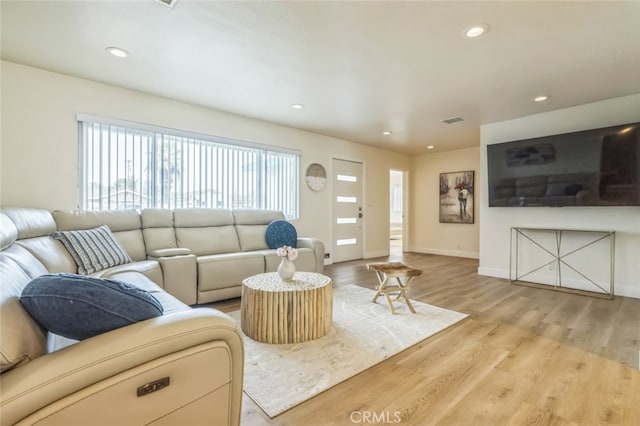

left=211, top=251, right=640, bottom=426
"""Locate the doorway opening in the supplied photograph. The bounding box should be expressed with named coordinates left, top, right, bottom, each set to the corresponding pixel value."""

left=389, top=170, right=403, bottom=257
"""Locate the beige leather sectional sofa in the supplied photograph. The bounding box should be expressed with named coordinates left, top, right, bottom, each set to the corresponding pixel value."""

left=33, top=207, right=323, bottom=305
left=0, top=207, right=323, bottom=425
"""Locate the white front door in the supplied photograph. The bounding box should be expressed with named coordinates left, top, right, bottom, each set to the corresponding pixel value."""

left=332, top=159, right=363, bottom=263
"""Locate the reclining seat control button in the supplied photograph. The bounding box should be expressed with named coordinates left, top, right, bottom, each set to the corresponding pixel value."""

left=137, top=377, right=170, bottom=397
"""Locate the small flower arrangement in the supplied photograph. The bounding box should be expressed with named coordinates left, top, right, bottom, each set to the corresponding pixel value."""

left=276, top=245, right=298, bottom=261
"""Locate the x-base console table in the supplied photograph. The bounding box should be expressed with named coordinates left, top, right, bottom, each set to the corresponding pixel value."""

left=510, top=227, right=615, bottom=299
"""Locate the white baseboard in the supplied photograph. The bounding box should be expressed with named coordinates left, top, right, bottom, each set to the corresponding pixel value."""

left=477, top=267, right=509, bottom=279
left=410, top=246, right=479, bottom=259
left=364, top=250, right=389, bottom=259
left=321, top=250, right=390, bottom=264
left=612, top=283, right=639, bottom=299
left=477, top=267, right=639, bottom=299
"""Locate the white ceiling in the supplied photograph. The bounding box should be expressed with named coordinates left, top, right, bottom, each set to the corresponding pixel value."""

left=1, top=1, right=639, bottom=155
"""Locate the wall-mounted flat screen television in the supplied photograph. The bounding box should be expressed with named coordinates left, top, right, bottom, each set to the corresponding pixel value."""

left=487, top=122, right=640, bottom=207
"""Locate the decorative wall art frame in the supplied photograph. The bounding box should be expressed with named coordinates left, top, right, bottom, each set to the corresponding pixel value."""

left=439, top=170, right=474, bottom=224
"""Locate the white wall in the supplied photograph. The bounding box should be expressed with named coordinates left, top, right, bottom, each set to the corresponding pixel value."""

left=409, top=146, right=480, bottom=258
left=0, top=61, right=410, bottom=261
left=479, top=94, right=640, bottom=298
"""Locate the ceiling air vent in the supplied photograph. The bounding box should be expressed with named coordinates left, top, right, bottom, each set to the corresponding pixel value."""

left=155, top=0, right=178, bottom=8
left=442, top=116, right=464, bottom=125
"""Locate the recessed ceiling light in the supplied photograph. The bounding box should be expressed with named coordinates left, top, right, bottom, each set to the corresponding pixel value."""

left=442, top=116, right=464, bottom=125
left=383, top=131, right=392, bottom=135
left=533, top=95, right=549, bottom=102
left=105, top=47, right=129, bottom=58
left=463, top=23, right=490, bottom=39
left=427, top=145, right=435, bottom=150
left=291, top=104, right=304, bottom=109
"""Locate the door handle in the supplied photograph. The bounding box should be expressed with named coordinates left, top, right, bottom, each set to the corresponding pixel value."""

left=359, top=212, right=363, bottom=218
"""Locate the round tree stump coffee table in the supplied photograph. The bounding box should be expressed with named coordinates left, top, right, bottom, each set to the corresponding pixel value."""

left=241, top=272, right=333, bottom=344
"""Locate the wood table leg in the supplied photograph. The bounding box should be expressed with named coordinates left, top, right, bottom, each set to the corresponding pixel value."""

left=372, top=271, right=386, bottom=304
left=402, top=289, right=416, bottom=313
left=384, top=292, right=397, bottom=314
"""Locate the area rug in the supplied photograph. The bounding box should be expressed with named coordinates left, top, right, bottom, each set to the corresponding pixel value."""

left=228, top=284, right=468, bottom=418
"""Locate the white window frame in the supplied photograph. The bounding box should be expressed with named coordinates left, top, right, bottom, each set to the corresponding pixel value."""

left=77, top=114, right=300, bottom=218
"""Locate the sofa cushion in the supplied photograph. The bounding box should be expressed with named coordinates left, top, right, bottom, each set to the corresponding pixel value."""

left=1, top=209, right=79, bottom=274
left=141, top=209, right=178, bottom=254
left=0, top=212, right=18, bottom=250
left=174, top=208, right=234, bottom=227
left=52, top=209, right=141, bottom=232
left=0, top=256, right=47, bottom=373
left=16, top=237, right=77, bottom=274
left=232, top=209, right=284, bottom=225
left=265, top=220, right=297, bottom=249
left=141, top=208, right=174, bottom=228
left=2, top=244, right=49, bottom=279
left=143, top=228, right=178, bottom=253
left=2, top=208, right=57, bottom=240
left=91, top=260, right=164, bottom=288
left=176, top=226, right=240, bottom=256
left=105, top=271, right=188, bottom=315
left=51, top=225, right=132, bottom=275
left=236, top=225, right=269, bottom=251
left=20, top=274, right=163, bottom=341
left=196, top=252, right=265, bottom=291
left=52, top=210, right=147, bottom=261
left=109, top=229, right=147, bottom=261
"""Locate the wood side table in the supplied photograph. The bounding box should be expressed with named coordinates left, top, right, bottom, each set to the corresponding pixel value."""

left=367, top=262, right=422, bottom=314
left=241, top=272, right=333, bottom=344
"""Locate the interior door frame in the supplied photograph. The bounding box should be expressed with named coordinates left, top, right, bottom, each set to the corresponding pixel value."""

left=389, top=168, right=410, bottom=253
left=402, top=169, right=410, bottom=252
left=330, top=156, right=366, bottom=263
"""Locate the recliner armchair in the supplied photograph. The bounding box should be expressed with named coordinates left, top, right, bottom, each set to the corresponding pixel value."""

left=0, top=211, right=244, bottom=425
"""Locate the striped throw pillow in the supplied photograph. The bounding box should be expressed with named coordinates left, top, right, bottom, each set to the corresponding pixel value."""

left=52, top=225, right=132, bottom=274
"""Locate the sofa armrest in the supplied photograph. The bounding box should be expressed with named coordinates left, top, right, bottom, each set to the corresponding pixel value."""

left=148, top=247, right=192, bottom=257
left=0, top=309, right=243, bottom=426
left=148, top=252, right=198, bottom=305
left=297, top=237, right=325, bottom=272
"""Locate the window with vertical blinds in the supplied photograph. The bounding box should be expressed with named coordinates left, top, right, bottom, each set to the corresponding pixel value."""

left=77, top=114, right=300, bottom=218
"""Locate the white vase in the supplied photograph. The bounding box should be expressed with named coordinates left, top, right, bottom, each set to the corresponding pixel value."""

left=277, top=258, right=296, bottom=281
